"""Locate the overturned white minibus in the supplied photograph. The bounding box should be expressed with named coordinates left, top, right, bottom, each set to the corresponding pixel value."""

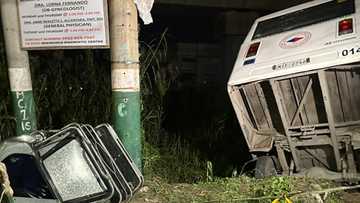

left=228, top=0, right=360, bottom=179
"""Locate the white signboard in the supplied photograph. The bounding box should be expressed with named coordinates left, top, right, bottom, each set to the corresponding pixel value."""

left=17, top=0, right=109, bottom=49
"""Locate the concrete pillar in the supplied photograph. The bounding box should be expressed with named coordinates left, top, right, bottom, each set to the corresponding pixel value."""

left=110, top=0, right=142, bottom=170
left=1, top=0, right=37, bottom=136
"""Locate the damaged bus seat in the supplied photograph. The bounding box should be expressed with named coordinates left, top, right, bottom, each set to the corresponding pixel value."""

left=0, top=123, right=144, bottom=203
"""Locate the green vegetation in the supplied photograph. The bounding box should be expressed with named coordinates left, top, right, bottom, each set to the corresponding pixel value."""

left=134, top=175, right=343, bottom=203
left=30, top=50, right=112, bottom=129
left=143, top=141, right=206, bottom=183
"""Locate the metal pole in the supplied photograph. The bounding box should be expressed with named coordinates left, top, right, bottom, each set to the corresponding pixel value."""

left=1, top=0, right=37, bottom=136
left=110, top=0, right=142, bottom=170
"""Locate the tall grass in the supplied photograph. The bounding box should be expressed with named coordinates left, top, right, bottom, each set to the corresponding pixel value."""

left=30, top=49, right=112, bottom=129
left=140, top=30, right=170, bottom=146
left=140, top=30, right=207, bottom=183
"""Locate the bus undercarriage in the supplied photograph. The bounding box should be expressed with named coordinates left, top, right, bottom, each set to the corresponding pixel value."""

left=229, top=64, right=360, bottom=180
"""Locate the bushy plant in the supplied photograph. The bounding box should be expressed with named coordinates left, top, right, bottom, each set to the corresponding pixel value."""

left=250, top=176, right=294, bottom=199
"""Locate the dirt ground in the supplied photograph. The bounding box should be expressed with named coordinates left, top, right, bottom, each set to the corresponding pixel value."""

left=130, top=177, right=360, bottom=203
left=342, top=192, right=360, bottom=203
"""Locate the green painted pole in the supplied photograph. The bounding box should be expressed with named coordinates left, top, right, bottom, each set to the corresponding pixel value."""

left=110, top=0, right=142, bottom=170
left=1, top=0, right=37, bottom=136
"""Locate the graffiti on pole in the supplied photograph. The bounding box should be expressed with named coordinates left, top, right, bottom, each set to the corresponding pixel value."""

left=16, top=92, right=31, bottom=131
left=12, top=91, right=36, bottom=135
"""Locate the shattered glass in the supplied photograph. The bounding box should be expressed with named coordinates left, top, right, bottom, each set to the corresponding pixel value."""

left=43, top=140, right=106, bottom=201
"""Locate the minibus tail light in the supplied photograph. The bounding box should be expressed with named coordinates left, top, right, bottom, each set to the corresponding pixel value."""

left=339, top=18, right=353, bottom=36
left=246, top=42, right=260, bottom=58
